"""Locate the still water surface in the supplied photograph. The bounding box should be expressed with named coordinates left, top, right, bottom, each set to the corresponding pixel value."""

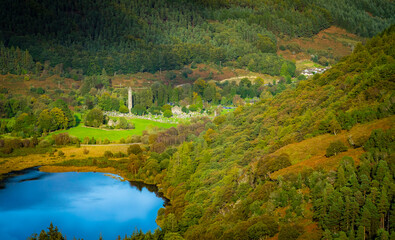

left=0, top=168, right=164, bottom=240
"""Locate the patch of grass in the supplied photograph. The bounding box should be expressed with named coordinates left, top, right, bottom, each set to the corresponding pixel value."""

left=269, top=116, right=394, bottom=179
left=295, top=60, right=324, bottom=72
left=49, top=118, right=177, bottom=141
left=221, top=108, right=235, bottom=114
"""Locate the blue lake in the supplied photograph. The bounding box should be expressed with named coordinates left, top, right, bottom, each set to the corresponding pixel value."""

left=0, top=168, right=165, bottom=240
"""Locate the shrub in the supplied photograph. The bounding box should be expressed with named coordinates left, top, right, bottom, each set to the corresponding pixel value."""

left=53, top=133, right=71, bottom=146
left=126, top=136, right=133, bottom=143
left=130, top=135, right=142, bottom=143
left=182, top=68, right=193, bottom=78
left=70, top=136, right=80, bottom=145
left=131, top=105, right=146, bottom=116
left=286, top=43, right=302, bottom=53
left=104, top=151, right=113, bottom=158
left=83, top=148, right=89, bottom=154
left=247, top=222, right=269, bottom=240
left=278, top=224, right=303, bottom=240
left=38, top=139, right=51, bottom=148
left=348, top=135, right=369, bottom=148
left=58, top=150, right=65, bottom=157
left=128, top=144, right=143, bottom=155
left=163, top=110, right=173, bottom=118
left=103, top=138, right=110, bottom=144
left=148, top=106, right=162, bottom=115
left=2, top=146, right=13, bottom=154
left=256, top=153, right=292, bottom=179
left=113, top=151, right=126, bottom=158
left=161, top=104, right=172, bottom=112
left=151, top=142, right=166, bottom=153
left=117, top=117, right=128, bottom=129
left=189, top=104, right=198, bottom=112
left=213, top=115, right=226, bottom=125
left=119, top=105, right=129, bottom=113
left=83, top=136, right=90, bottom=144
left=85, top=108, right=104, bottom=128
left=5, top=139, right=23, bottom=150
left=119, top=138, right=126, bottom=144
left=318, top=56, right=329, bottom=66
left=117, top=117, right=135, bottom=129
left=141, top=135, right=149, bottom=144
left=297, top=74, right=307, bottom=80
left=0, top=88, right=8, bottom=94
left=89, top=137, right=96, bottom=145
left=165, top=71, right=177, bottom=81
left=326, top=140, right=348, bottom=157
left=22, top=139, right=31, bottom=148
left=182, top=106, right=189, bottom=113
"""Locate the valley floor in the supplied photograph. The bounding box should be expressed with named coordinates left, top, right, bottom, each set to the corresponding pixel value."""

left=1, top=116, right=393, bottom=181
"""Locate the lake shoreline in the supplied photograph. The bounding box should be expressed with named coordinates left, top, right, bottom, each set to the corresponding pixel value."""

left=0, top=156, right=170, bottom=204
left=0, top=168, right=165, bottom=239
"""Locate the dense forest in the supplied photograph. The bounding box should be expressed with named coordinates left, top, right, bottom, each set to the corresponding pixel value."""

left=27, top=25, right=395, bottom=240
left=0, top=0, right=394, bottom=75
left=1, top=1, right=394, bottom=239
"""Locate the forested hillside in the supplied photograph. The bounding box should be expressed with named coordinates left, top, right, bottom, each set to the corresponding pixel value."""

left=104, top=25, right=394, bottom=239
left=0, top=0, right=394, bottom=75
left=1, top=1, right=394, bottom=239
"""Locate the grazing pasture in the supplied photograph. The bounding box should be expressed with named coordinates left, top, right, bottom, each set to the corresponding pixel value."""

left=50, top=118, right=177, bottom=141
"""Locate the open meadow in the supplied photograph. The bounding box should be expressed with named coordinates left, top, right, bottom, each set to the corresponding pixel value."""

left=50, top=118, right=177, bottom=141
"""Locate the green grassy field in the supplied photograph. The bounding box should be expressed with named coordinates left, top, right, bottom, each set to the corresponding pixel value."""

left=50, top=118, right=177, bottom=141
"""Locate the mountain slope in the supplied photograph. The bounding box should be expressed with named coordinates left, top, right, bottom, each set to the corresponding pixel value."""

left=138, top=25, right=395, bottom=239
left=0, top=0, right=394, bottom=75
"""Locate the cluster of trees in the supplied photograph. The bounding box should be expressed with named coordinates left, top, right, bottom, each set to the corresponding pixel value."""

left=0, top=0, right=393, bottom=76
left=28, top=223, right=64, bottom=240
left=85, top=108, right=104, bottom=128
left=0, top=44, right=35, bottom=75
left=312, top=129, right=394, bottom=239
left=0, top=137, right=38, bottom=154
left=0, top=96, right=75, bottom=137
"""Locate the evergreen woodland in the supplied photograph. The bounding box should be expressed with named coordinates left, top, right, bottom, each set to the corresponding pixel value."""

left=0, top=0, right=394, bottom=75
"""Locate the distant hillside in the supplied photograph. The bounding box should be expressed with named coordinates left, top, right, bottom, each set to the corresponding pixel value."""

left=0, top=0, right=393, bottom=76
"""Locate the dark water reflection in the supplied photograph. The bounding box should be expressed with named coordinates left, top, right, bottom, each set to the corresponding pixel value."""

left=0, top=168, right=164, bottom=240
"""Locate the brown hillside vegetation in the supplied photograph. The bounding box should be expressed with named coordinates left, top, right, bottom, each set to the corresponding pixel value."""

left=0, top=63, right=272, bottom=95
left=270, top=116, right=394, bottom=179
left=0, top=145, right=129, bottom=176
left=0, top=74, right=78, bottom=94
left=111, top=63, right=269, bottom=87
left=278, top=26, right=363, bottom=62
